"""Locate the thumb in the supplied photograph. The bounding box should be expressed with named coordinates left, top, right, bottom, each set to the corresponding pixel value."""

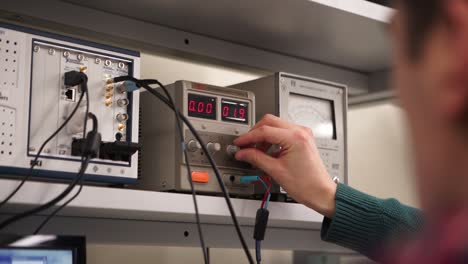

left=235, top=148, right=279, bottom=176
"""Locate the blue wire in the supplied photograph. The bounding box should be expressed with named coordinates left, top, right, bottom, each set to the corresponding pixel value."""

left=257, top=177, right=268, bottom=190
left=257, top=177, right=271, bottom=209
left=255, top=240, right=261, bottom=263
left=265, top=193, right=271, bottom=209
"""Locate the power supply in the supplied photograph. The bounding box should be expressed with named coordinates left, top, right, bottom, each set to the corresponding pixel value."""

left=0, top=22, right=140, bottom=184
left=138, top=81, right=258, bottom=196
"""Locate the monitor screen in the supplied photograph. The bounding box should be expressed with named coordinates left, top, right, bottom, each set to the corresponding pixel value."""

left=0, top=249, right=73, bottom=264
left=0, top=235, right=85, bottom=264
left=288, top=93, right=336, bottom=140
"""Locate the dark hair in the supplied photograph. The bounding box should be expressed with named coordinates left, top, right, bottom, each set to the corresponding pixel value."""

left=398, top=0, right=444, bottom=59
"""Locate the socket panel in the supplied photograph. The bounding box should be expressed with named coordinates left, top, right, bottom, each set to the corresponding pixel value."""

left=0, top=23, right=141, bottom=184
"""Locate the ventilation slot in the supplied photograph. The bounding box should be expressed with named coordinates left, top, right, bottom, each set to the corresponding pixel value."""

left=0, top=106, right=16, bottom=158
left=137, top=106, right=143, bottom=179
left=0, top=36, right=20, bottom=92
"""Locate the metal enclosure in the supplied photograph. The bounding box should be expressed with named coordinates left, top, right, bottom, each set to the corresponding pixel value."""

left=0, top=22, right=141, bottom=184
left=138, top=81, right=258, bottom=196
left=231, top=73, right=348, bottom=191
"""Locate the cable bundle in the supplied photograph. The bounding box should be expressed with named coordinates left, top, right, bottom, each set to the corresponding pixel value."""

left=0, top=71, right=100, bottom=233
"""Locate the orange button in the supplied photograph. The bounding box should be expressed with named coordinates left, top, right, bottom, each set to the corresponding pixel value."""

left=191, top=171, right=210, bottom=183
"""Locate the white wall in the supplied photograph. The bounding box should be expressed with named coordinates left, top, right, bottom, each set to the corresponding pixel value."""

left=348, top=102, right=418, bottom=207
left=140, top=52, right=268, bottom=86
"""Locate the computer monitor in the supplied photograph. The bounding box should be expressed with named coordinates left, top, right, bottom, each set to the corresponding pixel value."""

left=0, top=235, right=85, bottom=264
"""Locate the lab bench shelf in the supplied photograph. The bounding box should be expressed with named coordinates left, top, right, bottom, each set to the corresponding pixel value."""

left=0, top=179, right=351, bottom=252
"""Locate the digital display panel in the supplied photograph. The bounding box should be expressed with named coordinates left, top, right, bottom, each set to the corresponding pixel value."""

left=288, top=93, right=336, bottom=139
left=221, top=99, right=249, bottom=124
left=187, top=93, right=217, bottom=120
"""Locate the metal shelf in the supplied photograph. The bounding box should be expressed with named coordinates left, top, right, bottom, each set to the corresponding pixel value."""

left=0, top=0, right=393, bottom=94
left=0, top=179, right=351, bottom=252
left=64, top=0, right=393, bottom=73
left=0, top=179, right=321, bottom=228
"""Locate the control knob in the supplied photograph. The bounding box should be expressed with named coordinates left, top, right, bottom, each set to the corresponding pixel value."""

left=187, top=140, right=202, bottom=152
left=226, top=145, right=240, bottom=157
left=206, top=142, right=221, bottom=153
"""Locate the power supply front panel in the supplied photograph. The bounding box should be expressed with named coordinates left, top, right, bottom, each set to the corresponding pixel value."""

left=139, top=81, right=258, bottom=196
left=0, top=23, right=140, bottom=184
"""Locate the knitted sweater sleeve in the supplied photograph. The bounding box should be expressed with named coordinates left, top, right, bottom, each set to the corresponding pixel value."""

left=321, top=183, right=424, bottom=259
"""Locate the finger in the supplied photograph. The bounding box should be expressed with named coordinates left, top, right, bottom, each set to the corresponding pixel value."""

left=235, top=148, right=280, bottom=177
left=256, top=142, right=272, bottom=153
left=233, top=126, right=291, bottom=148
left=251, top=114, right=296, bottom=131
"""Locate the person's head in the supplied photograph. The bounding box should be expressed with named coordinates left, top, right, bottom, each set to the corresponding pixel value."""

left=391, top=0, right=468, bottom=213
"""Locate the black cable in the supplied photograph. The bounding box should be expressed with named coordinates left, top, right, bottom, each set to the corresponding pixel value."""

left=156, top=81, right=209, bottom=263
left=137, top=82, right=254, bottom=264
left=0, top=88, right=86, bottom=209
left=0, top=156, right=91, bottom=231
left=0, top=76, right=92, bottom=231
left=112, top=75, right=253, bottom=263
left=33, top=180, right=84, bottom=234
left=33, top=113, right=97, bottom=235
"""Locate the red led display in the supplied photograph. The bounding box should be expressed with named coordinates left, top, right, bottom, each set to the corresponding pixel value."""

left=221, top=99, right=249, bottom=124
left=187, top=93, right=217, bottom=120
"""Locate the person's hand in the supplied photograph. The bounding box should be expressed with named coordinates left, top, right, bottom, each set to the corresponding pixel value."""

left=234, top=114, right=337, bottom=218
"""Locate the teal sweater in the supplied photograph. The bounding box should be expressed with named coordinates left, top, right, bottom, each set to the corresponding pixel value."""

left=321, top=183, right=424, bottom=259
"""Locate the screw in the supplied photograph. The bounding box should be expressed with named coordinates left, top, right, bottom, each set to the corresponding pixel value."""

left=33, top=46, right=40, bottom=53
left=105, top=60, right=112, bottom=67
left=118, top=62, right=125, bottom=69
left=77, top=54, right=84, bottom=61
left=48, top=48, right=55, bottom=55
left=63, top=51, right=70, bottom=58
left=95, top=58, right=101, bottom=64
